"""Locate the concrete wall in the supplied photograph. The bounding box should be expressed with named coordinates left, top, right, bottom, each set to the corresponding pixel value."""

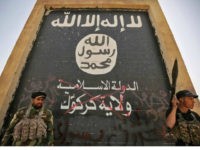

left=0, top=0, right=198, bottom=146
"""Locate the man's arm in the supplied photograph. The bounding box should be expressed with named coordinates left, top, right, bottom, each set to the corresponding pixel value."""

left=1, top=111, right=21, bottom=146
left=45, top=110, right=54, bottom=146
left=166, top=97, right=179, bottom=129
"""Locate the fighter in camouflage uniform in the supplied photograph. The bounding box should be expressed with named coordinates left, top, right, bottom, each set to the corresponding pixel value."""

left=166, top=90, right=200, bottom=146
left=1, top=92, right=54, bottom=146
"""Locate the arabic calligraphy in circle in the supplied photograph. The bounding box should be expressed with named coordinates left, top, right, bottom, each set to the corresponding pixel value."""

left=75, top=34, right=118, bottom=75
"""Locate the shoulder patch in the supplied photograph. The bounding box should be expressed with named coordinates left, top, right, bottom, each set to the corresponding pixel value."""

left=16, top=107, right=27, bottom=116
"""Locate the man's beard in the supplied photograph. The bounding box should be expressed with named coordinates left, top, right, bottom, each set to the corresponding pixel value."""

left=32, top=104, right=43, bottom=109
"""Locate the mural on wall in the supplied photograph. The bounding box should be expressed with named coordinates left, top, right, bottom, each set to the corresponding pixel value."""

left=1, top=9, right=172, bottom=145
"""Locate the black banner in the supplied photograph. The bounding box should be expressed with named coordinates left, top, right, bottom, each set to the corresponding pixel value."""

left=3, top=9, right=171, bottom=145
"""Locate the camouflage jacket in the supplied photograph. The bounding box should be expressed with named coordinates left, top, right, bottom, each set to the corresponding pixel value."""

left=170, top=110, right=200, bottom=145
left=1, top=106, right=54, bottom=146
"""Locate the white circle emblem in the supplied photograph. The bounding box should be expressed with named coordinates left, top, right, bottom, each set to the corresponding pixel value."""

left=76, top=34, right=117, bottom=75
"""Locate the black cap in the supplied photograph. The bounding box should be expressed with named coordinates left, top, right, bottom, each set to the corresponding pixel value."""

left=31, top=91, right=47, bottom=99
left=176, top=90, right=198, bottom=99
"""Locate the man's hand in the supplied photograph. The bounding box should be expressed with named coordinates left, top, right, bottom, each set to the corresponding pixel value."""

left=171, top=96, right=179, bottom=109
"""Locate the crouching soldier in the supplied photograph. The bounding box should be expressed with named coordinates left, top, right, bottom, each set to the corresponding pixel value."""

left=1, top=91, right=54, bottom=146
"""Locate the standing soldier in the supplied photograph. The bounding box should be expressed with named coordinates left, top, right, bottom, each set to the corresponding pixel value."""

left=1, top=91, right=54, bottom=146
left=166, top=90, right=200, bottom=145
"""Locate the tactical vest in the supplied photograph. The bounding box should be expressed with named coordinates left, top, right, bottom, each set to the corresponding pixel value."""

left=13, top=108, right=47, bottom=143
left=171, top=112, right=200, bottom=145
